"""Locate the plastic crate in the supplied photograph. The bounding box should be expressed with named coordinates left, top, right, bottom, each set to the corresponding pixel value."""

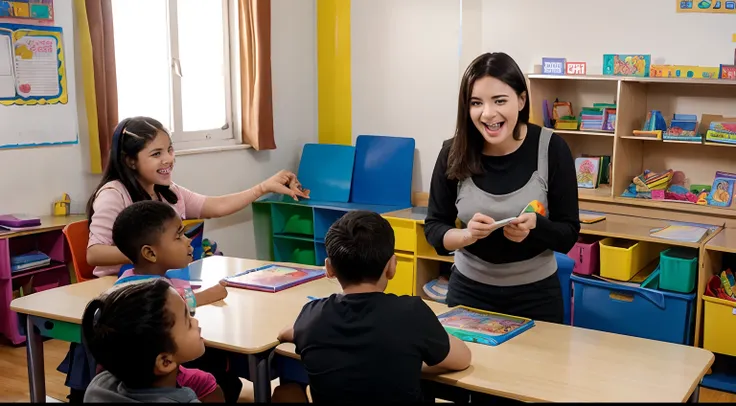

left=659, top=247, right=697, bottom=293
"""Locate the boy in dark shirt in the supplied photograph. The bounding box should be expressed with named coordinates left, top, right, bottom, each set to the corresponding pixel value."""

left=277, top=210, right=472, bottom=403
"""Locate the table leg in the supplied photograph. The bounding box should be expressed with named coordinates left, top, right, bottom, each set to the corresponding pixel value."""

left=26, top=316, right=46, bottom=403
left=688, top=384, right=700, bottom=403
left=248, top=352, right=272, bottom=403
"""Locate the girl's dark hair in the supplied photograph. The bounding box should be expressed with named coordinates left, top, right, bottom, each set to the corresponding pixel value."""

left=447, top=52, right=530, bottom=180
left=81, top=278, right=177, bottom=388
left=86, top=117, right=179, bottom=221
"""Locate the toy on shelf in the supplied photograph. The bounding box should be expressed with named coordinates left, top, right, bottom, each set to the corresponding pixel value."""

left=202, top=238, right=223, bottom=257
left=632, top=110, right=667, bottom=139
left=663, top=114, right=702, bottom=143
left=603, top=54, right=651, bottom=77
left=52, top=193, right=70, bottom=216
left=704, top=270, right=736, bottom=302
left=552, top=100, right=577, bottom=130
left=649, top=65, right=720, bottom=79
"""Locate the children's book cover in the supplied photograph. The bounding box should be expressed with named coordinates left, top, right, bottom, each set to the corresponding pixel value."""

left=575, top=157, right=601, bottom=189
left=223, top=264, right=326, bottom=292
left=706, top=177, right=735, bottom=207
left=437, top=306, right=535, bottom=346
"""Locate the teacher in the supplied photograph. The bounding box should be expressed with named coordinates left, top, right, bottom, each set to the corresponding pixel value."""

left=424, top=52, right=580, bottom=323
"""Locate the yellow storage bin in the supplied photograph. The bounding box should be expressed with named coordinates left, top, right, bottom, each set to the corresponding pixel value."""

left=599, top=238, right=660, bottom=281
left=384, top=217, right=416, bottom=253
left=702, top=295, right=736, bottom=357
left=386, top=254, right=414, bottom=296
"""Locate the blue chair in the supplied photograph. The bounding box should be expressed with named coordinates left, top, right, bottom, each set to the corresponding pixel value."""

left=555, top=251, right=575, bottom=325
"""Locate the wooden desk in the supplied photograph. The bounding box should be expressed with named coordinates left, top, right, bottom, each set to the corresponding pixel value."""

left=10, top=256, right=341, bottom=403
left=274, top=300, right=714, bottom=403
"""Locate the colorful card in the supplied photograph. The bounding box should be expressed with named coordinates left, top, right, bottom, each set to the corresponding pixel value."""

left=437, top=306, right=535, bottom=346
left=223, top=264, right=326, bottom=293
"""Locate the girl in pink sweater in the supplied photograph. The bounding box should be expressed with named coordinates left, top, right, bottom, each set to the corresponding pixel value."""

left=61, top=116, right=308, bottom=403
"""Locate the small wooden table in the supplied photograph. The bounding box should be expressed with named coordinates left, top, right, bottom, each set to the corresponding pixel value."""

left=274, top=300, right=714, bottom=403
left=10, top=256, right=339, bottom=403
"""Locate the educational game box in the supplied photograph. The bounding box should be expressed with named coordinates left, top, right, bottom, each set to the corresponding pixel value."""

left=223, top=264, right=325, bottom=293
left=437, top=306, right=535, bottom=346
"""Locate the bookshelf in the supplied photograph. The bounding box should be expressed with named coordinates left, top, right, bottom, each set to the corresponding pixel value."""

left=528, top=74, right=736, bottom=220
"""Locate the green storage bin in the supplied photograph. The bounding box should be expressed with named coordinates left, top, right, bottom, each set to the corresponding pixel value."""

left=659, top=247, right=697, bottom=293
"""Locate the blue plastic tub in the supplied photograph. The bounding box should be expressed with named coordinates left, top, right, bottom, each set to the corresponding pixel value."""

left=571, top=273, right=696, bottom=345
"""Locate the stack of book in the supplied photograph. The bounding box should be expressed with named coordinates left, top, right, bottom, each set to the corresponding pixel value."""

left=579, top=103, right=616, bottom=132
left=10, top=250, right=51, bottom=273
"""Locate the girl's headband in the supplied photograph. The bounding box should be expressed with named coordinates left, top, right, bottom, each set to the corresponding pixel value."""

left=111, top=118, right=143, bottom=156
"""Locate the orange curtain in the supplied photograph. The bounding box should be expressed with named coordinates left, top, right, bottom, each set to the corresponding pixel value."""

left=237, top=0, right=276, bottom=150
left=85, top=0, right=119, bottom=171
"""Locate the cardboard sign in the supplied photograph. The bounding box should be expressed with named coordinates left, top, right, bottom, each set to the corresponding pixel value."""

left=542, top=58, right=566, bottom=75
left=566, top=62, right=587, bottom=75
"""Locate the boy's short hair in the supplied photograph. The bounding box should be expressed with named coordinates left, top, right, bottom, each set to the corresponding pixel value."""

left=324, top=210, right=395, bottom=285
left=112, top=200, right=179, bottom=263
left=82, top=278, right=177, bottom=388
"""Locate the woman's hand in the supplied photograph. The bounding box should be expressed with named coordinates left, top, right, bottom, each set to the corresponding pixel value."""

left=504, top=213, right=537, bottom=243
left=260, top=170, right=310, bottom=201
left=464, top=213, right=496, bottom=243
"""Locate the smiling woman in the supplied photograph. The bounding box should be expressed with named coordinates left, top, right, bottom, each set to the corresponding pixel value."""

left=424, top=52, right=581, bottom=324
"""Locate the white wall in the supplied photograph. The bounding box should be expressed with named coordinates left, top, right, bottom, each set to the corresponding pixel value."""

left=0, top=0, right=318, bottom=259
left=481, top=0, right=736, bottom=74
left=351, top=0, right=462, bottom=193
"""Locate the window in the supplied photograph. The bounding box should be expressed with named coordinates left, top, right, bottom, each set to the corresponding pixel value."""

left=112, top=0, right=236, bottom=149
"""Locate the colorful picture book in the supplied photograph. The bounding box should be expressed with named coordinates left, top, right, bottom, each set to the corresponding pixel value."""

left=575, top=157, right=601, bottom=189
left=437, top=306, right=535, bottom=347
left=223, top=264, right=326, bottom=293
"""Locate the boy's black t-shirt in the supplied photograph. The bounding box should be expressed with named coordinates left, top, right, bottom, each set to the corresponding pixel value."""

left=293, top=292, right=451, bottom=403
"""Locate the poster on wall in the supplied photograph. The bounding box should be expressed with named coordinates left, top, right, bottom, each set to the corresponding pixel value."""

left=0, top=0, right=53, bottom=25
left=0, top=23, right=67, bottom=106
left=676, top=0, right=736, bottom=13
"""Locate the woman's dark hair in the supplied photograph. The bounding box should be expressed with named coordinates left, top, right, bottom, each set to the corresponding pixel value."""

left=81, top=278, right=177, bottom=389
left=86, top=116, right=178, bottom=221
left=447, top=52, right=530, bottom=180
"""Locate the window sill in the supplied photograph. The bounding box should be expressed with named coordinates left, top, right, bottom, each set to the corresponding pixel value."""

left=176, top=143, right=252, bottom=156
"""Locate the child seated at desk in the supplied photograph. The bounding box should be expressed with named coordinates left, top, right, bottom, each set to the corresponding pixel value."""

left=108, top=200, right=241, bottom=402
left=276, top=211, right=472, bottom=403
left=82, top=278, right=215, bottom=403
left=112, top=200, right=227, bottom=308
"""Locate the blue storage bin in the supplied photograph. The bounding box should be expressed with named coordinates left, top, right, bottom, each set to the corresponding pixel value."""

left=555, top=251, right=574, bottom=325
left=571, top=273, right=696, bottom=345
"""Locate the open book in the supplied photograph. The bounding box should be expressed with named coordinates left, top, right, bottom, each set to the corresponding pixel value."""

left=437, top=306, right=535, bottom=346
left=223, top=264, right=325, bottom=293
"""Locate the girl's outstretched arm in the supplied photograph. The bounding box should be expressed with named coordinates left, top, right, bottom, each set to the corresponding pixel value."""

left=200, top=170, right=310, bottom=218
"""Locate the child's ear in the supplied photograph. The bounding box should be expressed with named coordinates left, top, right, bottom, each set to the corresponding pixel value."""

left=141, top=245, right=157, bottom=263
left=154, top=353, right=178, bottom=377
left=385, top=255, right=397, bottom=281
left=324, top=258, right=336, bottom=279
left=124, top=155, right=137, bottom=171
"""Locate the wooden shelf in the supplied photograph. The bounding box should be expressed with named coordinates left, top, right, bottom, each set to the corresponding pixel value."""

left=528, top=74, right=736, bottom=222
left=550, top=128, right=615, bottom=137
left=528, top=73, right=736, bottom=86
left=705, top=228, right=736, bottom=254
left=580, top=217, right=705, bottom=249
left=579, top=185, right=612, bottom=202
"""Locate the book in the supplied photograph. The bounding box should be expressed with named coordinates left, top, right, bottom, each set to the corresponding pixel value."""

left=437, top=305, right=535, bottom=346
left=0, top=213, right=41, bottom=228
left=579, top=211, right=606, bottom=224
left=10, top=250, right=51, bottom=272
left=649, top=224, right=710, bottom=243
left=223, top=264, right=326, bottom=292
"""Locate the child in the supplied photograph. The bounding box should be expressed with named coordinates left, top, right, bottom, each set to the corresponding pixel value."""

left=62, top=116, right=308, bottom=402
left=82, top=278, right=215, bottom=403
left=111, top=200, right=228, bottom=309
left=276, top=211, right=472, bottom=403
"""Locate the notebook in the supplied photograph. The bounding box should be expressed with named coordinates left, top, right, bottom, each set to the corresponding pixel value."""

left=0, top=214, right=41, bottom=228
left=223, top=264, right=326, bottom=292
left=437, top=306, right=535, bottom=346
left=649, top=224, right=710, bottom=243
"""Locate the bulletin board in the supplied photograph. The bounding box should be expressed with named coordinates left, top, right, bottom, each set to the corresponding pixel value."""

left=0, top=20, right=76, bottom=149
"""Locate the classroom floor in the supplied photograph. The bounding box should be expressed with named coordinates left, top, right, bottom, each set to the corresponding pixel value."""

left=0, top=339, right=734, bottom=403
